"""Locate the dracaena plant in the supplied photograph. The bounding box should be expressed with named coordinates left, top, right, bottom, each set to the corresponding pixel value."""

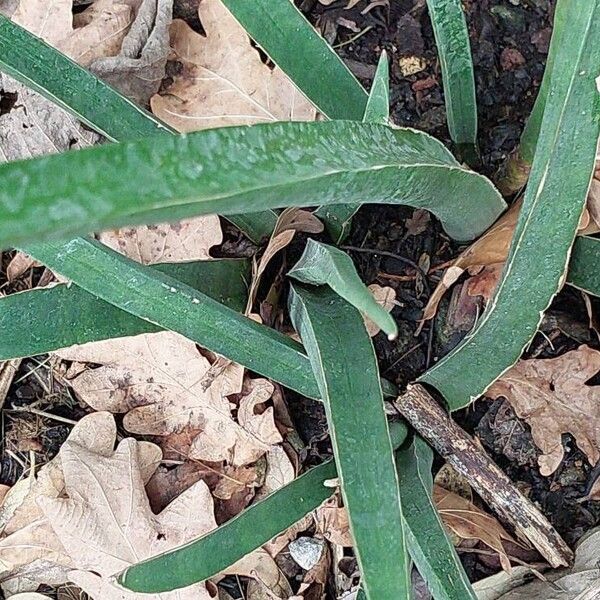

left=0, top=0, right=599, bottom=598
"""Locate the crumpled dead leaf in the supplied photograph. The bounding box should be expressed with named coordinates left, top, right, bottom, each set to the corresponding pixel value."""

left=0, top=412, right=161, bottom=586
left=487, top=345, right=600, bottom=476
left=315, top=495, right=352, bottom=547
left=150, top=0, right=316, bottom=131
left=90, top=0, right=173, bottom=106
left=433, top=485, right=516, bottom=573
left=247, top=208, right=324, bottom=313
left=42, top=435, right=216, bottom=600
left=55, top=332, right=281, bottom=466
left=13, top=0, right=137, bottom=66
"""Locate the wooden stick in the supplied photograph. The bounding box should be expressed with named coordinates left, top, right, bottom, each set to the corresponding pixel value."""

left=394, top=384, right=573, bottom=568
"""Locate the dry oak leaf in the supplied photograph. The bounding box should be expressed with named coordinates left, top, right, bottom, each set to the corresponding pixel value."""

left=55, top=332, right=281, bottom=466
left=423, top=155, right=600, bottom=324
left=434, top=484, right=515, bottom=572
left=150, top=0, right=316, bottom=132
left=487, top=345, right=600, bottom=476
left=0, top=412, right=161, bottom=584
left=40, top=437, right=216, bottom=600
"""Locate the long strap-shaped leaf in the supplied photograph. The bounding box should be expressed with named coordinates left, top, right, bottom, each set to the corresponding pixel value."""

left=396, top=437, right=477, bottom=600
left=289, top=239, right=397, bottom=338
left=0, top=259, right=249, bottom=358
left=421, top=0, right=600, bottom=410
left=289, top=285, right=410, bottom=600
left=426, top=0, right=477, bottom=152
left=1, top=121, right=505, bottom=250
left=315, top=52, right=390, bottom=243
left=221, top=0, right=367, bottom=120
left=0, top=15, right=277, bottom=242
left=117, top=422, right=408, bottom=592
left=22, top=238, right=321, bottom=399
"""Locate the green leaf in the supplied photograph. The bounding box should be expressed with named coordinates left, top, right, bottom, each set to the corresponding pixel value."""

left=397, top=437, right=477, bottom=600
left=363, top=51, right=390, bottom=125
left=21, top=237, right=321, bottom=399
left=0, top=259, right=249, bottom=359
left=117, top=422, right=408, bottom=592
left=289, top=239, right=397, bottom=339
left=420, top=0, right=600, bottom=410
left=220, top=0, right=367, bottom=120
left=0, top=15, right=277, bottom=242
left=289, top=285, right=410, bottom=600
left=425, top=0, right=477, bottom=149
left=1, top=121, right=505, bottom=250
left=316, top=52, right=391, bottom=242
left=568, top=237, right=600, bottom=297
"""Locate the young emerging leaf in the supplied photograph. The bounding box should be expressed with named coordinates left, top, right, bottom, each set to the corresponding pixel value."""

left=421, top=0, right=600, bottom=410
left=316, top=52, right=391, bottom=242
left=289, top=239, right=398, bottom=339
left=426, top=0, right=478, bottom=151
left=1, top=121, right=505, bottom=250
left=289, top=285, right=410, bottom=600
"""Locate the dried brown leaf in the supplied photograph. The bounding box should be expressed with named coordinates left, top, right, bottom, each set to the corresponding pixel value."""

left=487, top=345, right=600, bottom=476
left=405, top=208, right=431, bottom=237
left=315, top=496, right=353, bottom=547
left=150, top=0, right=316, bottom=131
left=434, top=484, right=515, bottom=572
left=41, top=437, right=215, bottom=599
left=98, top=216, right=222, bottom=264
left=55, top=332, right=278, bottom=466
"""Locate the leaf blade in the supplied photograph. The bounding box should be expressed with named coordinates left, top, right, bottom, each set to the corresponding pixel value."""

left=22, top=237, right=321, bottom=399
left=426, top=0, right=478, bottom=148
left=289, top=285, right=410, bottom=599
left=1, top=121, right=505, bottom=250
left=0, top=14, right=277, bottom=242
left=0, top=259, right=249, bottom=359
left=397, top=437, right=477, bottom=600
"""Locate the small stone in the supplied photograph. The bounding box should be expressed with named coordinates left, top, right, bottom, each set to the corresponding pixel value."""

left=500, top=47, right=526, bottom=71
left=289, top=536, right=325, bottom=571
left=398, top=56, right=427, bottom=77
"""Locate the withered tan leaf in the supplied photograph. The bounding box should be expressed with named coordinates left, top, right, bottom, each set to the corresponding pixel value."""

left=56, top=333, right=280, bottom=466
left=98, top=216, right=222, bottom=264
left=487, top=345, right=600, bottom=476
left=0, top=412, right=161, bottom=584
left=315, top=496, right=353, bottom=547
left=150, top=0, right=316, bottom=131
left=434, top=484, right=515, bottom=572
left=40, top=437, right=215, bottom=600
left=13, top=0, right=135, bottom=66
